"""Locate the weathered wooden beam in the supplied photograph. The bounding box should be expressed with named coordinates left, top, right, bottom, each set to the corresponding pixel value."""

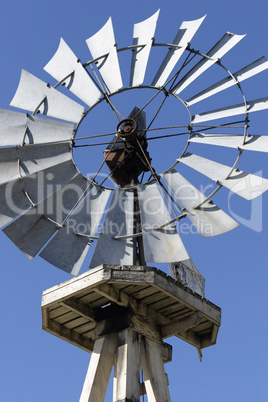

left=93, top=310, right=162, bottom=344
left=114, top=329, right=141, bottom=402
left=161, top=311, right=203, bottom=339
left=41, top=265, right=107, bottom=307
left=45, top=318, right=94, bottom=353
left=141, top=337, right=171, bottom=402
left=93, top=283, right=169, bottom=326
left=211, top=324, right=219, bottom=344
left=200, top=329, right=219, bottom=348
left=150, top=273, right=221, bottom=325
left=80, top=333, right=117, bottom=402
left=176, top=329, right=201, bottom=349
left=60, top=297, right=97, bottom=322
left=93, top=283, right=124, bottom=306
left=93, top=310, right=131, bottom=340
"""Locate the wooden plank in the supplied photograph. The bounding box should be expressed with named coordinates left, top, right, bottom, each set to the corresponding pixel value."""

left=79, top=333, right=117, bottom=402
left=200, top=330, right=219, bottom=348
left=157, top=302, right=184, bottom=316
left=161, top=342, right=173, bottom=364
left=80, top=329, right=95, bottom=339
left=131, top=314, right=162, bottom=343
left=42, top=307, right=48, bottom=328
left=48, top=305, right=69, bottom=319
left=166, top=307, right=193, bottom=321
left=114, top=329, right=141, bottom=402
left=42, top=265, right=108, bottom=307
left=161, top=312, right=202, bottom=339
left=176, top=329, right=201, bottom=349
left=53, top=311, right=78, bottom=325
left=141, top=337, right=171, bottom=402
left=150, top=272, right=221, bottom=324
left=64, top=316, right=89, bottom=330
left=44, top=318, right=94, bottom=353
left=126, top=284, right=153, bottom=297
left=132, top=285, right=157, bottom=300
left=137, top=291, right=163, bottom=305
left=93, top=284, right=169, bottom=327
left=211, top=324, right=219, bottom=344
left=192, top=320, right=212, bottom=333
left=60, top=297, right=97, bottom=322
left=151, top=296, right=173, bottom=310
left=79, top=295, right=108, bottom=308
left=73, top=322, right=95, bottom=335
left=93, top=283, right=125, bottom=307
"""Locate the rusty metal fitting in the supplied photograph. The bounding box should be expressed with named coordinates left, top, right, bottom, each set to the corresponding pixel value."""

left=116, top=118, right=138, bottom=142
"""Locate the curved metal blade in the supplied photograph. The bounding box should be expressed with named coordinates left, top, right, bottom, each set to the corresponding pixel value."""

left=26, top=114, right=74, bottom=144
left=10, top=70, right=84, bottom=123
left=130, top=10, right=160, bottom=87
left=0, top=142, right=72, bottom=185
left=0, top=159, right=78, bottom=228
left=41, top=229, right=91, bottom=275
left=192, top=97, right=268, bottom=123
left=40, top=185, right=111, bottom=275
left=3, top=212, right=58, bottom=260
left=179, top=152, right=268, bottom=200
left=172, top=32, right=245, bottom=95
left=189, top=133, right=268, bottom=153
left=44, top=38, right=101, bottom=107
left=137, top=183, right=189, bottom=263
left=162, top=170, right=238, bottom=237
left=2, top=173, right=90, bottom=259
left=86, top=17, right=123, bottom=94
left=152, top=15, right=206, bottom=88
left=0, top=109, right=27, bottom=146
left=89, top=189, right=134, bottom=268
left=0, top=109, right=73, bottom=146
left=187, top=57, right=268, bottom=106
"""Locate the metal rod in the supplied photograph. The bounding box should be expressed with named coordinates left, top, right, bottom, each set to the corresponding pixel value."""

left=88, top=63, right=124, bottom=122
left=31, top=96, right=47, bottom=116
left=83, top=53, right=109, bottom=68
left=113, top=232, right=142, bottom=240
left=154, top=213, right=187, bottom=230
left=61, top=136, right=120, bottom=225
left=136, top=139, right=177, bottom=217
left=193, top=185, right=223, bottom=209
left=54, top=71, right=75, bottom=89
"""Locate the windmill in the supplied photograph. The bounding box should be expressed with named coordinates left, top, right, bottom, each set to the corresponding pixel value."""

left=1, top=9, right=268, bottom=401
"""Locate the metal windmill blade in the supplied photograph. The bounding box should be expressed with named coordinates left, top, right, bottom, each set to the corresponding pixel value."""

left=0, top=10, right=267, bottom=286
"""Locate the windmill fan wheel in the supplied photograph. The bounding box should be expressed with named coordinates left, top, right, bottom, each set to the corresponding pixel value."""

left=0, top=10, right=268, bottom=279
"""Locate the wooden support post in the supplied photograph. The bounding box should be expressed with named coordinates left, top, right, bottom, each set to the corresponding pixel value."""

left=141, top=337, right=171, bottom=402
left=79, top=333, right=117, bottom=402
left=114, top=329, right=141, bottom=402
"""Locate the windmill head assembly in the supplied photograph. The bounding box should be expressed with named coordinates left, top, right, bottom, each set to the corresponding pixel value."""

left=1, top=10, right=268, bottom=401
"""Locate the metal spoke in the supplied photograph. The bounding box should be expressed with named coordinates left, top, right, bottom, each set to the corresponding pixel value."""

left=88, top=63, right=124, bottom=122
left=61, top=136, right=120, bottom=225
left=136, top=139, right=177, bottom=216
left=133, top=50, right=197, bottom=121
left=146, top=94, right=169, bottom=131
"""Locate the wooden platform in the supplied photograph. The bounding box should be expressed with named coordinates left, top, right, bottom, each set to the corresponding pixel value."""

left=41, top=265, right=221, bottom=355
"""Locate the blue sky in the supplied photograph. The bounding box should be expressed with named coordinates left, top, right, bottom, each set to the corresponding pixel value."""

left=0, top=0, right=268, bottom=401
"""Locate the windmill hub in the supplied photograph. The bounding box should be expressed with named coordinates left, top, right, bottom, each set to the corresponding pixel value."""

left=116, top=118, right=138, bottom=142
left=104, top=114, right=151, bottom=187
